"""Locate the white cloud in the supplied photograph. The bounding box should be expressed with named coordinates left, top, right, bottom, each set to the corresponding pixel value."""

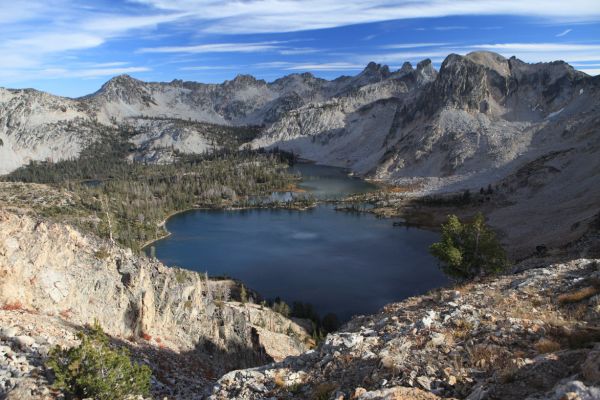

left=179, top=65, right=238, bottom=71
left=82, top=12, right=189, bottom=34
left=279, top=48, right=321, bottom=55
left=556, top=28, right=573, bottom=37
left=579, top=68, right=600, bottom=75
left=84, top=62, right=131, bottom=68
left=2, top=0, right=600, bottom=86
left=284, top=62, right=365, bottom=71
left=434, top=26, right=467, bottom=30
left=10, top=33, right=105, bottom=53
left=132, top=0, right=600, bottom=34
left=40, top=66, right=151, bottom=79
left=466, top=43, right=600, bottom=52
left=253, top=61, right=365, bottom=71
left=381, top=42, right=453, bottom=49
left=73, top=67, right=151, bottom=78
left=0, top=1, right=181, bottom=83
left=463, top=42, right=600, bottom=62
left=0, top=1, right=53, bottom=24
left=138, top=41, right=283, bottom=54
left=254, top=62, right=295, bottom=69
left=571, top=63, right=600, bottom=67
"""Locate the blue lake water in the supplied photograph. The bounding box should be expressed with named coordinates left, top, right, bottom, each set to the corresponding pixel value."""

left=149, top=164, right=447, bottom=321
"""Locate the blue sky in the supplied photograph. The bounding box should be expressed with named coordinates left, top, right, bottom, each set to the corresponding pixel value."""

left=1, top=0, right=599, bottom=97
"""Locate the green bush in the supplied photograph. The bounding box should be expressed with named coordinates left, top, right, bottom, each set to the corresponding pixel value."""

left=430, top=213, right=509, bottom=280
left=46, top=322, right=152, bottom=400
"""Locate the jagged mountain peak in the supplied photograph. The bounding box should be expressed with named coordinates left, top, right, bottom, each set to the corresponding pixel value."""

left=87, top=73, right=148, bottom=103
left=389, top=61, right=416, bottom=80
left=400, top=61, right=414, bottom=74
left=226, top=74, right=266, bottom=87
left=507, top=54, right=587, bottom=81
left=328, top=62, right=393, bottom=94
left=466, top=51, right=511, bottom=76
left=99, top=74, right=142, bottom=89
left=415, top=58, right=437, bottom=84
left=361, top=61, right=391, bottom=78
left=270, top=71, right=323, bottom=87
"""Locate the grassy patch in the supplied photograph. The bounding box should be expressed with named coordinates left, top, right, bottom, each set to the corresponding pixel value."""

left=558, top=286, right=600, bottom=304
left=534, top=338, right=561, bottom=354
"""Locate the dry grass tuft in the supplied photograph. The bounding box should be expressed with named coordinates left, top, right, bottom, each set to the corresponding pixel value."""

left=534, top=338, right=561, bottom=354
left=452, top=318, right=474, bottom=340
left=468, top=344, right=513, bottom=371
left=558, top=286, right=600, bottom=304
left=273, top=373, right=286, bottom=389
left=313, top=382, right=337, bottom=400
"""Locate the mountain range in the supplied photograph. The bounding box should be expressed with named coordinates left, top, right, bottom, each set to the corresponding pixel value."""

left=1, top=51, right=599, bottom=258
left=0, top=51, right=597, bottom=184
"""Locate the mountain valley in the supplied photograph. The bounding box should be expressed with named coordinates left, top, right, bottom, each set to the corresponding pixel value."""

left=1, top=50, right=599, bottom=400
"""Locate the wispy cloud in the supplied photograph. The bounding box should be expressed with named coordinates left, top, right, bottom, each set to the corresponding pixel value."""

left=556, top=28, right=573, bottom=37
left=138, top=41, right=283, bottom=54
left=1, top=0, right=600, bottom=92
left=579, top=68, right=600, bottom=75
left=465, top=43, right=600, bottom=51
left=463, top=42, right=600, bottom=62
left=179, top=65, right=239, bottom=71
left=279, top=48, right=321, bottom=55
left=381, top=42, right=453, bottom=49
left=0, top=1, right=181, bottom=83
left=40, top=66, right=151, bottom=79
left=133, top=0, right=600, bottom=34
left=254, top=61, right=364, bottom=71
left=284, top=62, right=365, bottom=71
left=434, top=26, right=467, bottom=31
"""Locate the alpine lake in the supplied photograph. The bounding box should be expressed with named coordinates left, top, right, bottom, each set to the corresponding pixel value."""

left=147, top=163, right=447, bottom=322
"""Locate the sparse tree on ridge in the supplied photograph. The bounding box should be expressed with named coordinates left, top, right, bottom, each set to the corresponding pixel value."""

left=429, top=213, right=509, bottom=280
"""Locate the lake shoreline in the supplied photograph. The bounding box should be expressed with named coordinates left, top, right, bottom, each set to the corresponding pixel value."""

left=141, top=200, right=320, bottom=250
left=147, top=202, right=445, bottom=321
left=146, top=163, right=446, bottom=320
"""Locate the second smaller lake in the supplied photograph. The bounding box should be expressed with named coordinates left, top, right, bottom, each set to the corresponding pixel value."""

left=289, top=163, right=377, bottom=199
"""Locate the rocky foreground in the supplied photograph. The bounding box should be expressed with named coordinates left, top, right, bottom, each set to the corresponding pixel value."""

left=0, top=210, right=311, bottom=398
left=210, top=259, right=600, bottom=400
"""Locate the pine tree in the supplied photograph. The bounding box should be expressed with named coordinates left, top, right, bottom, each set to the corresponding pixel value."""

left=429, top=213, right=508, bottom=280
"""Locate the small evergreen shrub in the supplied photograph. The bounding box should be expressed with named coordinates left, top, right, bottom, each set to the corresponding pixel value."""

left=46, top=322, right=152, bottom=400
left=430, top=213, right=509, bottom=280
left=271, top=300, right=291, bottom=317
left=240, top=284, right=248, bottom=303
